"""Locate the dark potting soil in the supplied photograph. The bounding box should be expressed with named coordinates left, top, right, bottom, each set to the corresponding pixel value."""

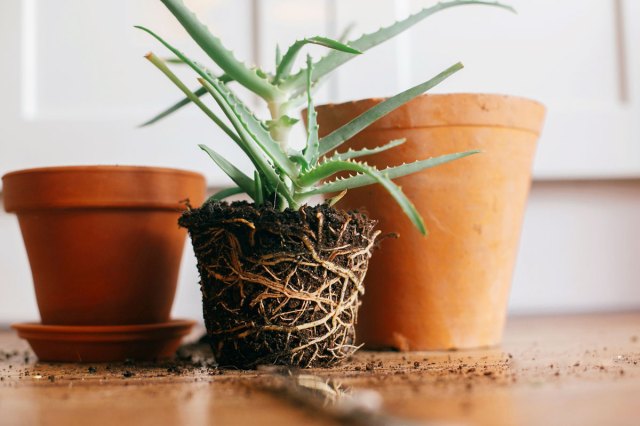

left=179, top=201, right=379, bottom=369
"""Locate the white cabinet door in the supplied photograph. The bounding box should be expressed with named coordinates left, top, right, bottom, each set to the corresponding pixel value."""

left=0, top=0, right=255, bottom=190
left=3, top=0, right=636, bottom=185
left=1, top=0, right=639, bottom=322
left=327, top=0, right=640, bottom=180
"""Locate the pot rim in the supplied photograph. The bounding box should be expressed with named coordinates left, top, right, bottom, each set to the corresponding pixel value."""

left=12, top=319, right=196, bottom=336
left=2, top=165, right=206, bottom=213
left=317, top=92, right=545, bottom=111
left=2, top=164, right=203, bottom=180
left=314, top=92, right=546, bottom=135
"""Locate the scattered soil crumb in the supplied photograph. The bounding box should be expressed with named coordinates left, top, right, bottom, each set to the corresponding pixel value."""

left=123, top=371, right=134, bottom=378
left=167, top=365, right=184, bottom=375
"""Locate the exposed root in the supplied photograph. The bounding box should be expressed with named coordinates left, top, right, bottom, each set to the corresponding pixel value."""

left=179, top=201, right=378, bottom=369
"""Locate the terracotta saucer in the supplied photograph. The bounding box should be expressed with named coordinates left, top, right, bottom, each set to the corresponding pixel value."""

left=12, top=319, right=196, bottom=363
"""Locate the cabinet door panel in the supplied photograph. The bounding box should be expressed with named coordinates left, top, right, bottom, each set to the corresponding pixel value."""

left=1, top=0, right=638, bottom=184
left=0, top=0, right=255, bottom=189
left=331, top=0, right=639, bottom=179
left=333, top=0, right=408, bottom=101
left=256, top=0, right=334, bottom=149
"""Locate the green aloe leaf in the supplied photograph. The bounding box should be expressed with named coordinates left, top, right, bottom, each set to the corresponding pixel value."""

left=329, top=138, right=406, bottom=161
left=199, top=144, right=255, bottom=199
left=289, top=153, right=309, bottom=170
left=266, top=115, right=299, bottom=130
left=136, top=26, right=222, bottom=87
left=280, top=0, right=514, bottom=93
left=201, top=76, right=297, bottom=177
left=253, top=171, right=264, bottom=205
left=135, top=26, right=294, bottom=198
left=158, top=0, right=281, bottom=101
left=275, top=44, right=282, bottom=68
left=141, top=53, right=241, bottom=144
left=208, top=186, right=246, bottom=202
left=275, top=24, right=359, bottom=111
left=327, top=189, right=348, bottom=207
left=303, top=150, right=480, bottom=195
left=298, top=160, right=426, bottom=235
left=141, top=86, right=207, bottom=127
left=302, top=56, right=319, bottom=168
left=198, top=79, right=280, bottom=188
left=141, top=74, right=233, bottom=127
left=197, top=78, right=296, bottom=208
left=274, top=36, right=361, bottom=85
left=319, top=62, right=463, bottom=156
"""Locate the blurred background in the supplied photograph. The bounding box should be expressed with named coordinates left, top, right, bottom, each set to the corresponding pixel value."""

left=1, top=0, right=639, bottom=323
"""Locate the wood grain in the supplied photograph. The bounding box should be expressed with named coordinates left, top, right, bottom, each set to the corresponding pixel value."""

left=1, top=312, right=639, bottom=426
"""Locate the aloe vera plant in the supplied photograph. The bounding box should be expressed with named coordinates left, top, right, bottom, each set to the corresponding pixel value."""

left=139, top=0, right=514, bottom=235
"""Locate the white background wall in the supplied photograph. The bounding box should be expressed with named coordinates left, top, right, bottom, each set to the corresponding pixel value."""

left=1, top=0, right=639, bottom=323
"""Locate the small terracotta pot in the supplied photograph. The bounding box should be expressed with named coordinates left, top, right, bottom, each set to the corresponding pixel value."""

left=2, top=166, right=206, bottom=326
left=315, top=94, right=545, bottom=350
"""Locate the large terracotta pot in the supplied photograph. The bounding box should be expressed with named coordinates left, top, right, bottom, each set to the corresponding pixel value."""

left=315, top=94, right=545, bottom=350
left=2, top=166, right=206, bottom=326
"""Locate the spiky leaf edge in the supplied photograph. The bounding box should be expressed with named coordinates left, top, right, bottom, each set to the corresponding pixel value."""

left=136, top=25, right=295, bottom=206
left=301, top=151, right=481, bottom=196
left=199, top=144, right=255, bottom=199
left=280, top=0, right=515, bottom=94
left=142, top=53, right=240, bottom=143
left=159, top=0, right=282, bottom=101
left=302, top=55, right=320, bottom=168
left=328, top=138, right=406, bottom=161
left=273, top=36, right=361, bottom=85
left=140, top=73, right=233, bottom=127
left=298, top=160, right=427, bottom=234
left=319, top=62, right=463, bottom=156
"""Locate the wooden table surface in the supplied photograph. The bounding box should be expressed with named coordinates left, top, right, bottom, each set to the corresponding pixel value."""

left=1, top=312, right=639, bottom=426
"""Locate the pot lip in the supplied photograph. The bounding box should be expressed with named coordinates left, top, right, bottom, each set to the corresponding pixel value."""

left=314, top=92, right=546, bottom=134
left=2, top=164, right=205, bottom=181
left=12, top=319, right=196, bottom=335
left=316, top=92, right=545, bottom=110
left=2, top=165, right=207, bottom=213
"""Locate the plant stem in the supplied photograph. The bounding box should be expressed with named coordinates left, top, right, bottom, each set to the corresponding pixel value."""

left=267, top=100, right=293, bottom=151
